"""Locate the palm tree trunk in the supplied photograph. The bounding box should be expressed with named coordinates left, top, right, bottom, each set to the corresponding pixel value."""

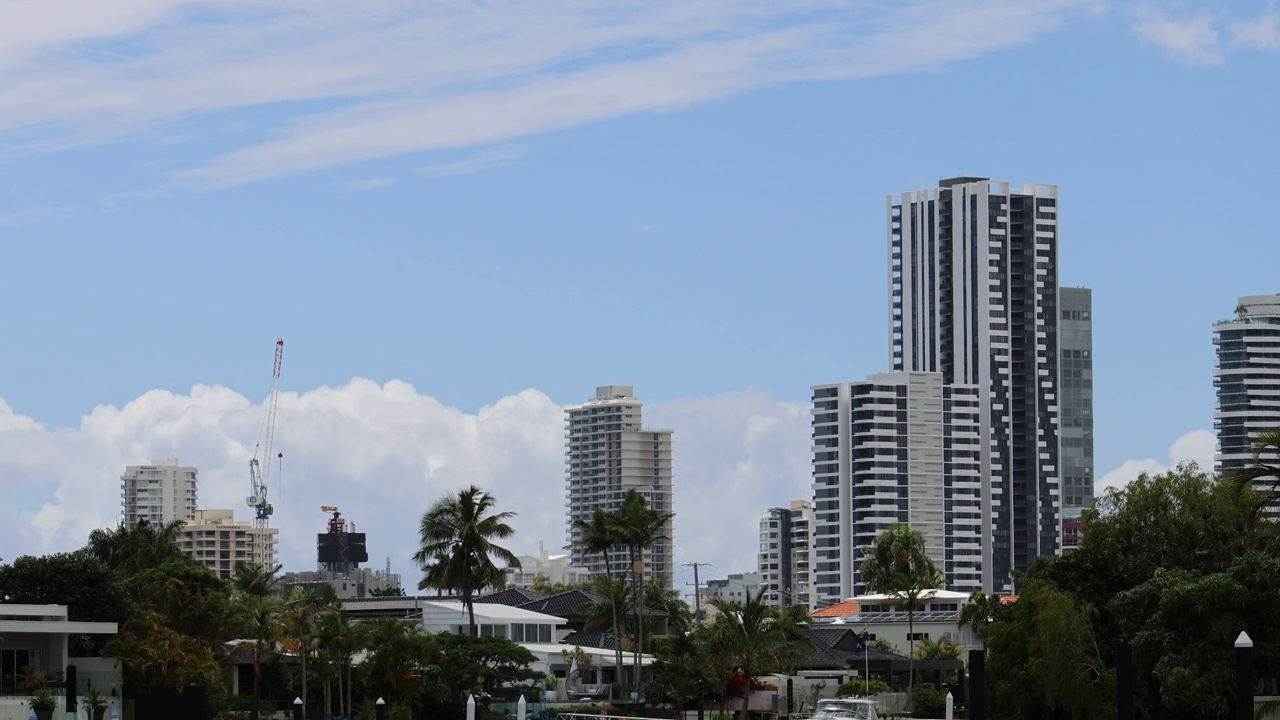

left=630, top=547, right=642, bottom=692
left=907, top=606, right=915, bottom=707
left=604, top=554, right=623, bottom=695
left=253, top=647, right=262, bottom=720
left=300, top=642, right=308, bottom=720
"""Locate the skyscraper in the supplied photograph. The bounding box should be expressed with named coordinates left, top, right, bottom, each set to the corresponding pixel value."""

left=758, top=500, right=814, bottom=609
left=810, top=371, right=983, bottom=605
left=1214, top=294, right=1280, bottom=473
left=1059, top=287, right=1095, bottom=511
left=890, top=177, right=1082, bottom=591
left=565, top=385, right=674, bottom=586
left=176, top=508, right=278, bottom=579
left=121, top=458, right=198, bottom=529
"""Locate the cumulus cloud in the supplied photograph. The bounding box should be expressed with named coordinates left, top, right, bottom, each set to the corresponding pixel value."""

left=0, top=381, right=809, bottom=586
left=0, top=0, right=1095, bottom=187
left=1096, top=428, right=1216, bottom=493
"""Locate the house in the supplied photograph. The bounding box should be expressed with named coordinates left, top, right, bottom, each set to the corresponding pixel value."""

left=0, top=604, right=119, bottom=720
left=812, top=590, right=978, bottom=651
left=479, top=588, right=671, bottom=645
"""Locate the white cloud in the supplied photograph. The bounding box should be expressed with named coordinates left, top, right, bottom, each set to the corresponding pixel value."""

left=1096, top=428, right=1216, bottom=493
left=1231, top=5, right=1280, bottom=51
left=0, top=382, right=809, bottom=587
left=0, top=0, right=1094, bottom=187
left=1132, top=5, right=1224, bottom=65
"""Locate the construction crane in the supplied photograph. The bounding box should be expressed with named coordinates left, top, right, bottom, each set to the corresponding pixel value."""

left=247, top=338, right=284, bottom=529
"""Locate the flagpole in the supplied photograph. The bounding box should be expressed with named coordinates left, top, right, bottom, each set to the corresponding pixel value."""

left=862, top=624, right=869, bottom=695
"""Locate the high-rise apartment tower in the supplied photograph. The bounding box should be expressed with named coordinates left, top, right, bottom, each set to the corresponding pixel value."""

left=1059, top=287, right=1095, bottom=511
left=1214, top=294, right=1280, bottom=474
left=121, top=458, right=198, bottom=529
left=177, top=509, right=279, bottom=579
left=811, top=371, right=983, bottom=605
left=758, top=500, right=815, bottom=609
left=890, top=177, right=1084, bottom=591
left=565, top=386, right=674, bottom=586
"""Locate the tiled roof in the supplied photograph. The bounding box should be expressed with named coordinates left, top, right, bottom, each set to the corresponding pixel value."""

left=812, top=600, right=860, bottom=618
left=476, top=588, right=550, bottom=607
left=560, top=630, right=620, bottom=651
left=519, top=589, right=605, bottom=618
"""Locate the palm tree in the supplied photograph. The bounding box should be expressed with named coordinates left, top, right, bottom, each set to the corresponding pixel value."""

left=643, top=576, right=693, bottom=636
left=573, top=508, right=626, bottom=681
left=958, top=590, right=1004, bottom=644
left=1229, top=428, right=1280, bottom=534
left=413, top=485, right=521, bottom=636
left=859, top=524, right=944, bottom=705
left=87, top=519, right=187, bottom=576
left=709, top=586, right=810, bottom=720
left=238, top=593, right=285, bottom=719
left=282, top=586, right=333, bottom=719
left=614, top=490, right=675, bottom=685
left=233, top=562, right=283, bottom=598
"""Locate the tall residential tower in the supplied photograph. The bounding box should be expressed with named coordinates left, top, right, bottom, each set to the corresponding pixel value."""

left=758, top=500, right=815, bottom=609
left=811, top=371, right=983, bottom=605
left=121, top=458, right=198, bottom=529
left=565, top=386, right=674, bottom=586
left=890, top=177, right=1086, bottom=591
left=1214, top=294, right=1280, bottom=474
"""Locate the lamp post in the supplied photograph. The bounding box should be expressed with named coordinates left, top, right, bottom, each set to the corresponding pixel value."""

left=293, top=697, right=303, bottom=720
left=376, top=697, right=387, bottom=720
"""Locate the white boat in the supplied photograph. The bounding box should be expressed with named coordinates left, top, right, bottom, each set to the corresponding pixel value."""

left=812, top=698, right=879, bottom=720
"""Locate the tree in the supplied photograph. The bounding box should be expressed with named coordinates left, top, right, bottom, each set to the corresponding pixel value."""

left=709, top=586, right=812, bottom=720
left=369, top=584, right=406, bottom=597
left=859, top=524, right=944, bottom=704
left=86, top=520, right=188, bottom=577
left=573, top=508, right=627, bottom=677
left=413, top=485, right=521, bottom=636
left=282, top=586, right=328, bottom=720
left=614, top=489, right=675, bottom=683
left=958, top=590, right=1004, bottom=643
left=357, top=618, right=437, bottom=711
left=643, top=576, right=694, bottom=636
left=427, top=633, right=541, bottom=707
left=0, top=552, right=126, bottom=623
left=232, top=563, right=282, bottom=598
left=237, top=593, right=285, bottom=719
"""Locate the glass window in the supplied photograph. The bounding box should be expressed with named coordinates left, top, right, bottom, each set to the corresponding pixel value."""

left=511, top=624, right=524, bottom=642
left=539, top=625, right=552, bottom=643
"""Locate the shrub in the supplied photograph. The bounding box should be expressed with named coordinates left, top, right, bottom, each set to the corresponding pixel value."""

left=911, top=686, right=946, bottom=718
left=836, top=679, right=892, bottom=697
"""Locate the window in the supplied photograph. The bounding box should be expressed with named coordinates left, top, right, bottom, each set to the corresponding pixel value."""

left=540, top=625, right=552, bottom=643
left=511, top=624, right=524, bottom=642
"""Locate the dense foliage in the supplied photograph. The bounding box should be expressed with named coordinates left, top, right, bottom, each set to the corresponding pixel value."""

left=979, top=461, right=1280, bottom=720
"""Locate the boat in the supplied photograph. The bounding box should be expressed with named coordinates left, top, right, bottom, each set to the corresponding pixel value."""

left=811, top=698, right=879, bottom=720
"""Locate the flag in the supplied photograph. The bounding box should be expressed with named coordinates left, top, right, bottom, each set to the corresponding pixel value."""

left=855, top=630, right=868, bottom=654
left=569, top=658, right=580, bottom=679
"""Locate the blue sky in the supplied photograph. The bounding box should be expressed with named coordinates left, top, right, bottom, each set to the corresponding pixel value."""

left=1, top=0, right=1278, bottom=588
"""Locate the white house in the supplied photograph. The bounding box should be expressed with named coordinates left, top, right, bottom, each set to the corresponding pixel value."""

left=813, top=590, right=978, bottom=652
left=0, top=604, right=120, bottom=720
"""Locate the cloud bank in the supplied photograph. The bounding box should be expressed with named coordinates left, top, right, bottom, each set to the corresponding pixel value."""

left=0, top=0, right=1096, bottom=187
left=1096, top=428, right=1216, bottom=493
left=0, top=381, right=809, bottom=589
left=1132, top=3, right=1280, bottom=65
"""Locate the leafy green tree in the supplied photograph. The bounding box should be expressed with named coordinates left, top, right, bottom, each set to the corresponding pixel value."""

left=427, top=633, right=541, bottom=706
left=572, top=508, right=627, bottom=675
left=282, top=586, right=327, bottom=720
left=236, top=593, right=285, bottom=719
left=413, top=485, right=521, bottom=636
left=0, top=551, right=126, bottom=623
left=369, top=584, right=406, bottom=597
left=646, top=630, right=712, bottom=713
left=859, top=524, right=944, bottom=702
left=644, top=576, right=694, bottom=636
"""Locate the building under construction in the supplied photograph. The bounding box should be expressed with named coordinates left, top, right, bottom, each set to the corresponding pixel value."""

left=281, top=507, right=401, bottom=599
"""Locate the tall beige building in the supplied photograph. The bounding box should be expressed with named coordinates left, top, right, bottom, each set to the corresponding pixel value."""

left=177, top=509, right=279, bottom=579
left=121, top=458, right=198, bottom=529
left=565, top=385, right=674, bottom=586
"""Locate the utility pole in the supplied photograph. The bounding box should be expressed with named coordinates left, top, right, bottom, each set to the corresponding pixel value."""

left=683, top=562, right=706, bottom=627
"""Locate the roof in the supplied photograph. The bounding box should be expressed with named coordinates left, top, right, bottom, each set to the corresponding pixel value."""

left=850, top=589, right=970, bottom=603
left=812, top=600, right=860, bottom=619
left=522, top=643, right=655, bottom=666
left=560, top=630, right=619, bottom=651
left=424, top=600, right=565, bottom=623
left=477, top=588, right=550, bottom=607
left=517, top=589, right=667, bottom=619
left=795, top=627, right=962, bottom=672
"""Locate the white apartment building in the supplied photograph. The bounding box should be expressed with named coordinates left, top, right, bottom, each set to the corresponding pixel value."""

left=507, top=542, right=592, bottom=589
left=177, top=508, right=278, bottom=579
left=565, top=386, right=674, bottom=586
left=890, top=177, right=1088, bottom=592
left=811, top=372, right=983, bottom=605
left=758, top=500, right=814, bottom=609
left=121, top=458, right=198, bottom=529
left=1214, top=294, right=1280, bottom=475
